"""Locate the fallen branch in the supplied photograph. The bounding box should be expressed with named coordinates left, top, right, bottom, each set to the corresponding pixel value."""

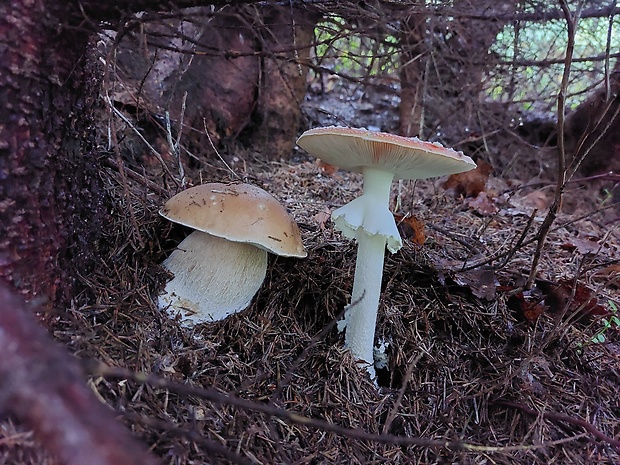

left=85, top=360, right=600, bottom=454
left=494, top=400, right=620, bottom=450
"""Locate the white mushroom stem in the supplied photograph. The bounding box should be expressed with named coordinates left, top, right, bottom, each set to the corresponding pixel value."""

left=346, top=230, right=387, bottom=370
left=333, top=166, right=401, bottom=376
left=158, top=231, right=267, bottom=325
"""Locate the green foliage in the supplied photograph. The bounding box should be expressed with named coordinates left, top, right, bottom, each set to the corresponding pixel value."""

left=313, top=15, right=399, bottom=77
left=488, top=15, right=620, bottom=113
left=312, top=8, right=619, bottom=117
left=591, top=300, right=620, bottom=344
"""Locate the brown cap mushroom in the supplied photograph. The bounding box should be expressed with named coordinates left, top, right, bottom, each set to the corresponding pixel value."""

left=296, top=126, right=476, bottom=378
left=158, top=182, right=306, bottom=325
left=160, top=182, right=307, bottom=257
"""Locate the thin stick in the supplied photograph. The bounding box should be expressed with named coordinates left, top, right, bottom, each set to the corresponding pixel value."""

left=203, top=118, right=240, bottom=179
left=495, top=400, right=620, bottom=449
left=103, top=158, right=169, bottom=197
left=165, top=91, right=188, bottom=189
left=108, top=103, right=175, bottom=180
left=382, top=352, right=424, bottom=435
left=269, top=294, right=364, bottom=402
left=526, top=0, right=582, bottom=288
left=108, top=107, right=145, bottom=249
left=122, top=411, right=251, bottom=465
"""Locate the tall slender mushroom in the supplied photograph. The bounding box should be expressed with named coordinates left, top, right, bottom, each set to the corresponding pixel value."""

left=297, top=126, right=476, bottom=377
left=158, top=182, right=306, bottom=325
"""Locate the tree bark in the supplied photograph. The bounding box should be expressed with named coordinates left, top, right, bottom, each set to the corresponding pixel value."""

left=111, top=4, right=319, bottom=161
left=0, top=0, right=104, bottom=306
left=399, top=12, right=427, bottom=137
left=1, top=0, right=290, bottom=306
left=565, top=59, right=620, bottom=176
left=398, top=1, right=515, bottom=137
left=251, top=6, right=319, bottom=159
left=0, top=0, right=276, bottom=462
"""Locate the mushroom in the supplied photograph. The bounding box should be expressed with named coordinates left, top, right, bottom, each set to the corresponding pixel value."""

left=296, top=126, right=476, bottom=377
left=158, top=182, right=306, bottom=325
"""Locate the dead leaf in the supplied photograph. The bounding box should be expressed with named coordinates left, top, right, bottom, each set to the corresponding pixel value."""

left=536, top=278, right=609, bottom=320
left=316, top=159, right=338, bottom=176
left=520, top=190, right=552, bottom=210
left=592, top=265, right=620, bottom=288
left=394, top=214, right=425, bottom=245
left=313, top=207, right=331, bottom=230
left=559, top=236, right=603, bottom=255
left=442, top=159, right=493, bottom=198
left=452, top=268, right=499, bottom=301
left=505, top=288, right=547, bottom=324
left=465, top=191, right=498, bottom=215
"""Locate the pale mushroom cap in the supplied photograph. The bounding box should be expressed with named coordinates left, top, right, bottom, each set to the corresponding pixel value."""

left=296, top=126, right=476, bottom=179
left=160, top=182, right=306, bottom=258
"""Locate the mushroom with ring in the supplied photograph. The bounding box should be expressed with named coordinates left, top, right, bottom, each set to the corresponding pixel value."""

left=296, top=126, right=476, bottom=378
left=158, top=182, right=306, bottom=325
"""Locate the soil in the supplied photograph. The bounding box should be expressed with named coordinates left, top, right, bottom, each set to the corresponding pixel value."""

left=4, top=75, right=619, bottom=465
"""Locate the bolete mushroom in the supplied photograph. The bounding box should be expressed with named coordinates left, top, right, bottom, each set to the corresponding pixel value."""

left=158, top=182, right=306, bottom=325
left=296, top=126, right=476, bottom=377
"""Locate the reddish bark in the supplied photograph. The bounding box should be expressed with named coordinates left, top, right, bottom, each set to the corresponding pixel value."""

left=1, top=0, right=296, bottom=306
left=0, top=281, right=159, bottom=465
left=113, top=8, right=260, bottom=149
left=251, top=6, right=319, bottom=159
left=398, top=13, right=427, bottom=137
left=112, top=4, right=318, bottom=160
left=0, top=1, right=285, bottom=463
left=0, top=0, right=103, bottom=305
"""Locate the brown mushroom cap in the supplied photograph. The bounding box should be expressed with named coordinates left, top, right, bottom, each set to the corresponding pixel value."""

left=160, top=182, right=306, bottom=258
left=296, top=126, right=476, bottom=180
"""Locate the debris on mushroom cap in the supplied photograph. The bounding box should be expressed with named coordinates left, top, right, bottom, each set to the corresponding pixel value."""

left=296, top=126, right=476, bottom=180
left=160, top=182, right=306, bottom=258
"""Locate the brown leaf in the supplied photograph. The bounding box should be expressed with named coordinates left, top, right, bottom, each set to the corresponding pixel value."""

left=313, top=207, right=331, bottom=230
left=559, top=236, right=603, bottom=255
left=520, top=190, right=552, bottom=210
left=452, top=268, right=498, bottom=301
left=316, top=159, right=338, bottom=176
left=592, top=265, right=620, bottom=288
left=506, top=289, right=547, bottom=324
left=465, top=191, right=498, bottom=215
left=394, top=214, right=425, bottom=245
left=537, top=278, right=609, bottom=320
left=442, top=159, right=493, bottom=198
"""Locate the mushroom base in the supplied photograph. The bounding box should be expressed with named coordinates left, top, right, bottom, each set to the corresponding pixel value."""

left=158, top=231, right=268, bottom=325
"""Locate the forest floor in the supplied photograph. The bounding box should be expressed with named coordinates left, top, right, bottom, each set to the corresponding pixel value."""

left=18, top=78, right=620, bottom=464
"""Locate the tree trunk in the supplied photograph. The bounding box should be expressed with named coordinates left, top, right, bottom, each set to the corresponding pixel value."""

left=251, top=6, right=319, bottom=159
left=111, top=4, right=319, bottom=162
left=399, top=13, right=427, bottom=137
left=1, top=0, right=305, bottom=305
left=0, top=0, right=270, bottom=462
left=0, top=282, right=159, bottom=465
left=565, top=60, right=620, bottom=176
left=398, top=2, right=515, bottom=138
left=0, top=0, right=103, bottom=306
